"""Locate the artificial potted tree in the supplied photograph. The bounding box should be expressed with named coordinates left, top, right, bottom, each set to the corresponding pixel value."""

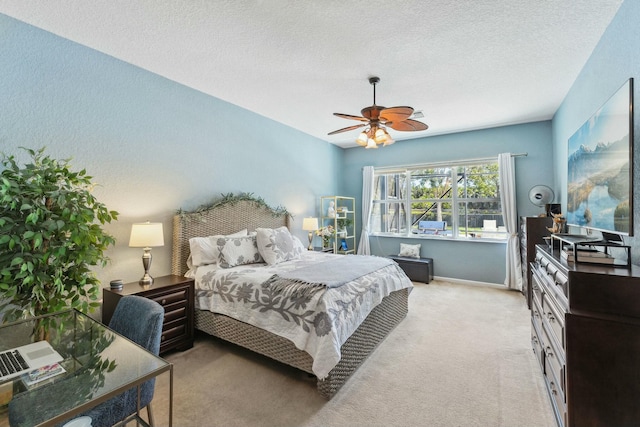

left=0, top=147, right=118, bottom=329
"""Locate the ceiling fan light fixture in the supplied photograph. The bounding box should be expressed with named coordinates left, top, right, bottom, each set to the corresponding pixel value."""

left=374, top=127, right=393, bottom=145
left=365, top=138, right=378, bottom=149
left=356, top=130, right=369, bottom=146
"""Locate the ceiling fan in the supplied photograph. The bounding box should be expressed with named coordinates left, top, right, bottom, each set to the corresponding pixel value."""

left=328, top=76, right=428, bottom=148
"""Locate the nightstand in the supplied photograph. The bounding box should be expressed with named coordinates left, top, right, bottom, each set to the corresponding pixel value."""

left=102, top=275, right=195, bottom=354
left=313, top=247, right=334, bottom=253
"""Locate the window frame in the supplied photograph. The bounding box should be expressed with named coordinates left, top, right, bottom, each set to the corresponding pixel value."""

left=370, top=159, right=507, bottom=241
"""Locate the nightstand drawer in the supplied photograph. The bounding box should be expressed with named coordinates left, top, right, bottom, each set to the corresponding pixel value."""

left=162, top=322, right=186, bottom=343
left=164, top=304, right=187, bottom=324
left=150, top=288, right=188, bottom=307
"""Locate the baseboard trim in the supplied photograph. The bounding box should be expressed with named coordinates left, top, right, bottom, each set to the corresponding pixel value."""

left=432, top=275, right=508, bottom=290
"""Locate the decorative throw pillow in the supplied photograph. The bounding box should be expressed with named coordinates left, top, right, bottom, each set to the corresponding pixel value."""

left=218, top=235, right=263, bottom=268
left=189, top=229, right=247, bottom=267
left=398, top=243, right=421, bottom=259
left=256, top=226, right=303, bottom=265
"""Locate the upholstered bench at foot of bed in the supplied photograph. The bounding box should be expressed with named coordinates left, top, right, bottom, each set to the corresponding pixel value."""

left=195, top=287, right=409, bottom=399
left=388, top=256, right=433, bottom=284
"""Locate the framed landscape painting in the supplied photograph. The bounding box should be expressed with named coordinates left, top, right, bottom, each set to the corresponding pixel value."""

left=566, top=78, right=633, bottom=236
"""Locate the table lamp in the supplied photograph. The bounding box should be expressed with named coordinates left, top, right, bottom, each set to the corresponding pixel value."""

left=129, top=221, right=164, bottom=286
left=302, top=217, right=319, bottom=250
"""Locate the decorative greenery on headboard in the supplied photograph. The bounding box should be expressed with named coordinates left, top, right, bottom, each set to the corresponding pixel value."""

left=177, top=192, right=291, bottom=219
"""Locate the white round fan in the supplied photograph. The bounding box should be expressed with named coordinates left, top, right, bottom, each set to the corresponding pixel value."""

left=528, top=185, right=554, bottom=207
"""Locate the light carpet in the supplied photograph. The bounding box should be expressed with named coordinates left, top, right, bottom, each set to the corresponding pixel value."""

left=151, top=280, right=556, bottom=427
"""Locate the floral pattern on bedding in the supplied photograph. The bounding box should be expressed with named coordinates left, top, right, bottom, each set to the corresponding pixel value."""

left=193, top=252, right=413, bottom=379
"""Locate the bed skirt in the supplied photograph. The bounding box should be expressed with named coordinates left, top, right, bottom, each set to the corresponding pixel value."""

left=195, top=287, right=409, bottom=399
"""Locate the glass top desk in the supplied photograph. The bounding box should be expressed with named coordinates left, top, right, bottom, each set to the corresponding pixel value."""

left=0, top=310, right=173, bottom=427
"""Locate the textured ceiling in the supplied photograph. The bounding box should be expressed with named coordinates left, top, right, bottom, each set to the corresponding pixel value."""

left=0, top=1, right=624, bottom=147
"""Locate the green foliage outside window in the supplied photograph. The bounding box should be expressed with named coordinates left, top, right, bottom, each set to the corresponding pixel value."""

left=371, top=162, right=505, bottom=239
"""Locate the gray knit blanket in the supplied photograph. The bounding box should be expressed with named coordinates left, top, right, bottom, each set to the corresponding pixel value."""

left=265, top=255, right=394, bottom=296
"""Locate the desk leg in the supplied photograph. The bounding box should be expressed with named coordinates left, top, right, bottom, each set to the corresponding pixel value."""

left=169, top=365, right=174, bottom=427
left=137, top=385, right=142, bottom=419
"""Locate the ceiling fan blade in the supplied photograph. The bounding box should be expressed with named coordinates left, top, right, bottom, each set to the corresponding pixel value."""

left=388, top=119, right=429, bottom=132
left=333, top=113, right=369, bottom=122
left=379, top=106, right=414, bottom=123
left=328, top=123, right=366, bottom=135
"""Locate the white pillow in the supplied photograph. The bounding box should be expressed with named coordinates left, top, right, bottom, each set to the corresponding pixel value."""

left=291, top=235, right=306, bottom=252
left=399, top=243, right=421, bottom=259
left=255, top=227, right=303, bottom=265
left=189, top=229, right=247, bottom=267
left=219, top=235, right=264, bottom=268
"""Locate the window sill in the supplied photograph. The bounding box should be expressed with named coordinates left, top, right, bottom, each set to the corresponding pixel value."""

left=370, top=233, right=508, bottom=244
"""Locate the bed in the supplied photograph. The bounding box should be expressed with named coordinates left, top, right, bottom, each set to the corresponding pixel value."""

left=171, top=197, right=411, bottom=398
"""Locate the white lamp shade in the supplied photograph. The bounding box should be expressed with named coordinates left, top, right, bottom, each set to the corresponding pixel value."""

left=302, top=217, right=319, bottom=231
left=129, top=222, right=164, bottom=247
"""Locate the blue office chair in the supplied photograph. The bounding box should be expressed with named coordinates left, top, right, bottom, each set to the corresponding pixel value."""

left=80, top=295, right=164, bottom=427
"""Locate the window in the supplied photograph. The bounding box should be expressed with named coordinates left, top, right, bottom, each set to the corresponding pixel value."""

left=371, top=160, right=507, bottom=240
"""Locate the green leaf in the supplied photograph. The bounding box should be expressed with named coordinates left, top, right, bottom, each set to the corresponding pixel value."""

left=0, top=146, right=118, bottom=322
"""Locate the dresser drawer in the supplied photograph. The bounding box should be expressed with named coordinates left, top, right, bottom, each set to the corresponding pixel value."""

left=531, top=320, right=545, bottom=370
left=543, top=293, right=565, bottom=351
left=543, top=324, right=565, bottom=393
left=531, top=273, right=543, bottom=311
left=532, top=297, right=544, bottom=338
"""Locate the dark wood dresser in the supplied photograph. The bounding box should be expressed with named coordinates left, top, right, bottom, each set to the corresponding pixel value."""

left=520, top=216, right=552, bottom=308
left=530, top=244, right=640, bottom=427
left=102, top=275, right=195, bottom=355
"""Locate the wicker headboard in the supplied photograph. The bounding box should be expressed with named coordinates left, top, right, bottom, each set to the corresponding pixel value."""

left=172, top=199, right=289, bottom=276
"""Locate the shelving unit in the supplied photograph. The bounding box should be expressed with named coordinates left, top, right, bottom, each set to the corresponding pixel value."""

left=320, top=196, right=356, bottom=254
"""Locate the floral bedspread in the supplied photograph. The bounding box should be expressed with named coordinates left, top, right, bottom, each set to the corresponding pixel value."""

left=190, top=251, right=413, bottom=379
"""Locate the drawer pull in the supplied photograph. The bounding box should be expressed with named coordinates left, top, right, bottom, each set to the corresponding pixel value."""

left=546, top=346, right=554, bottom=358
left=550, top=381, right=558, bottom=395
left=161, top=299, right=167, bottom=305
left=547, top=312, right=555, bottom=322
left=161, top=335, right=166, bottom=341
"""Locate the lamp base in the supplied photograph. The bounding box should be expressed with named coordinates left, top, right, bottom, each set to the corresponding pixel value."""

left=140, top=248, right=154, bottom=287
left=139, top=274, right=153, bottom=287
left=307, top=231, right=314, bottom=251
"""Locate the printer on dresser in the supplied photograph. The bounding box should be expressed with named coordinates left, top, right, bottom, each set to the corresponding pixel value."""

left=530, top=244, right=640, bottom=427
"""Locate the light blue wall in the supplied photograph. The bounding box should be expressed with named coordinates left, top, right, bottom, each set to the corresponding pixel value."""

left=552, top=0, right=640, bottom=265
left=0, top=14, right=341, bottom=285
left=5, top=0, right=636, bottom=289
left=341, top=122, right=554, bottom=284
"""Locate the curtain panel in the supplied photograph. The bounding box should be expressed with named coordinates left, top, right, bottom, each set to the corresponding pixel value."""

left=498, top=153, right=523, bottom=290
left=357, top=166, right=374, bottom=255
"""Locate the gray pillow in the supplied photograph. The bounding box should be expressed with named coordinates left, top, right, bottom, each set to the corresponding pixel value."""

left=398, top=243, right=421, bottom=258
left=218, top=235, right=263, bottom=268
left=256, top=227, right=303, bottom=265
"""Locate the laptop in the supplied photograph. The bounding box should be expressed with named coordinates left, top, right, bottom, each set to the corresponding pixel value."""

left=0, top=341, right=63, bottom=382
